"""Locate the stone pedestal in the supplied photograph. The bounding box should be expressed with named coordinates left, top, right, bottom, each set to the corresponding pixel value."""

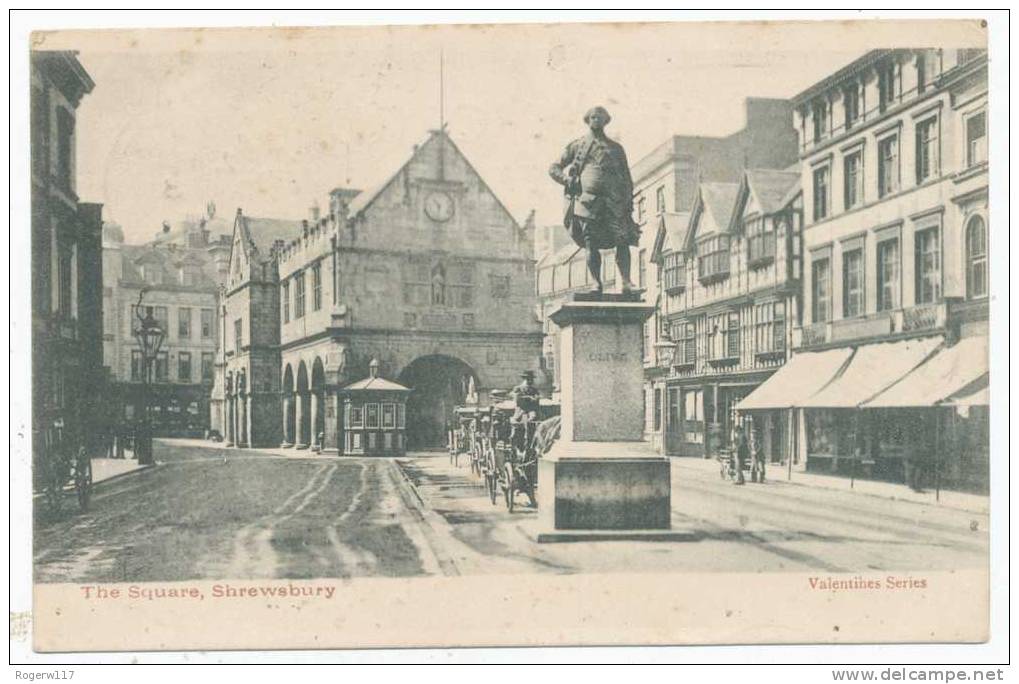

left=537, top=297, right=688, bottom=542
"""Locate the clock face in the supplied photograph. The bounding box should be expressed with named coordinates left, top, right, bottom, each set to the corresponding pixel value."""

left=424, top=191, right=455, bottom=222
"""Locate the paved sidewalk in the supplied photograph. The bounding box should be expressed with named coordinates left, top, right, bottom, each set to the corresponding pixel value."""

left=92, top=458, right=151, bottom=484
left=671, top=455, right=989, bottom=515
left=156, top=437, right=339, bottom=460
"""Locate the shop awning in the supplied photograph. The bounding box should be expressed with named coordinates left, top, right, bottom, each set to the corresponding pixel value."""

left=735, top=347, right=854, bottom=411
left=802, top=336, right=943, bottom=409
left=939, top=374, right=989, bottom=407
left=862, top=336, right=988, bottom=408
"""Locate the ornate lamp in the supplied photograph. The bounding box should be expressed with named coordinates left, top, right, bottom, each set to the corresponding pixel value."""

left=132, top=303, right=164, bottom=465
left=134, top=306, right=165, bottom=366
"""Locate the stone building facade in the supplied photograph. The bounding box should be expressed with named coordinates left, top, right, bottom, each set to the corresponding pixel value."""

left=213, top=210, right=303, bottom=447
left=215, top=130, right=541, bottom=452
left=30, top=51, right=105, bottom=461
left=101, top=213, right=230, bottom=436
left=740, top=49, right=989, bottom=491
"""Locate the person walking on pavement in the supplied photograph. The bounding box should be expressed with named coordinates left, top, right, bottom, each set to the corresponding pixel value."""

left=750, top=425, right=766, bottom=483
left=733, top=426, right=748, bottom=485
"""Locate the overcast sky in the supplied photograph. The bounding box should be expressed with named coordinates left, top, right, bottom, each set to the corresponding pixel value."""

left=64, top=22, right=946, bottom=243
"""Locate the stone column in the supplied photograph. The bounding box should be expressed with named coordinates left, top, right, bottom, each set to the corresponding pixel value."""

left=244, top=394, right=253, bottom=447
left=537, top=296, right=684, bottom=541
left=310, top=392, right=321, bottom=451
left=225, top=396, right=235, bottom=447
left=237, top=393, right=248, bottom=447
left=281, top=394, right=292, bottom=447
left=295, top=391, right=307, bottom=449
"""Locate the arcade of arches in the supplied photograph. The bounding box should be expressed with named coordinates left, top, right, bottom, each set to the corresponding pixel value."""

left=276, top=353, right=479, bottom=453
left=281, top=359, right=328, bottom=450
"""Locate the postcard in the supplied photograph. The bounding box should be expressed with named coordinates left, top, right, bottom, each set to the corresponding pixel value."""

left=20, top=17, right=993, bottom=654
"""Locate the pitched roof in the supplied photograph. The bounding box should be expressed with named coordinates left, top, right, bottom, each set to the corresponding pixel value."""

left=744, top=168, right=801, bottom=215
left=341, top=375, right=411, bottom=393
left=151, top=215, right=233, bottom=247
left=346, top=129, right=520, bottom=231
left=347, top=130, right=437, bottom=218
left=119, top=243, right=222, bottom=292
left=650, top=212, right=691, bottom=262
left=700, top=182, right=740, bottom=233
left=239, top=215, right=304, bottom=260
left=661, top=212, right=691, bottom=252
left=683, top=182, right=740, bottom=251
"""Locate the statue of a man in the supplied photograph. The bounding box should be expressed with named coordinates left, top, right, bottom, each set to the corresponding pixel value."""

left=549, top=106, right=639, bottom=295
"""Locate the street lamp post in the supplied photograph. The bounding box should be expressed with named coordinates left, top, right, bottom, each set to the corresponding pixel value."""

left=133, top=295, right=165, bottom=466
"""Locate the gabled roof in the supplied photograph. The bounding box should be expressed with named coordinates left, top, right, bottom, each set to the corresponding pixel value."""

left=347, top=129, right=520, bottom=230
left=650, top=212, right=691, bottom=263
left=701, top=183, right=740, bottom=232
left=237, top=213, right=303, bottom=261
left=744, top=169, right=801, bottom=215
left=727, top=168, right=801, bottom=232
left=685, top=182, right=739, bottom=250
left=347, top=130, right=445, bottom=217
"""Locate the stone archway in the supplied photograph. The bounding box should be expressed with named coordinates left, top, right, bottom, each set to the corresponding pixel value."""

left=397, top=354, right=478, bottom=450
left=311, top=357, right=326, bottom=450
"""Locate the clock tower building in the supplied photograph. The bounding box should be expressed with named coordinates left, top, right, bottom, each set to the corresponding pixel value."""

left=268, top=129, right=541, bottom=452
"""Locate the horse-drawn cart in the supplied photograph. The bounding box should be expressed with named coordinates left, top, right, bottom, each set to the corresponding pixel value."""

left=34, top=418, right=93, bottom=516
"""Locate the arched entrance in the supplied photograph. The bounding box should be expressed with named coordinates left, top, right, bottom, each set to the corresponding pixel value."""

left=296, top=361, right=310, bottom=448
left=398, top=354, right=478, bottom=450
left=311, top=357, right=326, bottom=450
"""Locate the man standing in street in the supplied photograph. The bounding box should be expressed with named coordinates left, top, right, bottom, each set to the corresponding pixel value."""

left=510, top=370, right=541, bottom=452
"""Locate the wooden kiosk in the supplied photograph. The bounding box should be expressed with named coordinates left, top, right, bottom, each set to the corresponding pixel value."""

left=339, top=359, right=410, bottom=456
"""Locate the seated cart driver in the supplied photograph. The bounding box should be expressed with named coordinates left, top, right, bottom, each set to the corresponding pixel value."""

left=510, top=370, right=541, bottom=452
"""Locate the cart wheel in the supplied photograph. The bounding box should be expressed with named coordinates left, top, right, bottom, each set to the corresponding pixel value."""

left=75, top=448, right=92, bottom=512
left=504, top=464, right=515, bottom=513
left=487, top=473, right=497, bottom=505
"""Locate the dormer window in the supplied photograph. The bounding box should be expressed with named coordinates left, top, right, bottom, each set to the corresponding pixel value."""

left=879, top=61, right=898, bottom=111
left=843, top=83, right=860, bottom=130
left=142, top=264, right=163, bottom=285
left=812, top=100, right=829, bottom=142
left=179, top=264, right=201, bottom=286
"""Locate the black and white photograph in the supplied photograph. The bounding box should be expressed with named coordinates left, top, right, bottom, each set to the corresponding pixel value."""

left=11, top=12, right=1006, bottom=661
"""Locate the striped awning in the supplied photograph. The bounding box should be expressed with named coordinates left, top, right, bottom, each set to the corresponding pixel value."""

left=735, top=347, right=853, bottom=411
left=862, top=336, right=988, bottom=408
left=802, top=336, right=943, bottom=408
